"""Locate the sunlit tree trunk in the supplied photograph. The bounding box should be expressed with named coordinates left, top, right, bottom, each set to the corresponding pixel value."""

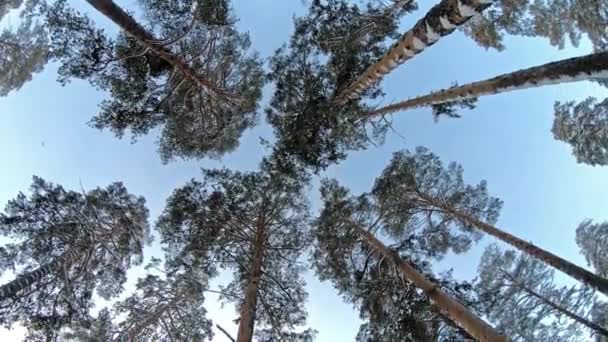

left=418, top=192, right=608, bottom=297
left=85, top=0, right=225, bottom=96
left=356, top=226, right=507, bottom=342
left=236, top=213, right=268, bottom=342
left=336, top=0, right=496, bottom=103
left=367, top=51, right=608, bottom=117
left=0, top=247, right=83, bottom=301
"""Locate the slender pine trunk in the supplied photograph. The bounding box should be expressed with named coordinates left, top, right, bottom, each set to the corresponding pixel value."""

left=418, top=192, right=608, bottom=296
left=336, top=0, right=495, bottom=103
left=356, top=227, right=507, bottom=342
left=514, top=281, right=608, bottom=338
left=0, top=247, right=82, bottom=301
left=367, top=51, right=608, bottom=117
left=84, top=0, right=224, bottom=96
left=236, top=215, right=267, bottom=342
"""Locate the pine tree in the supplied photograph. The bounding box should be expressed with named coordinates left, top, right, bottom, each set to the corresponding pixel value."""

left=36, top=0, right=265, bottom=162
left=367, top=51, right=608, bottom=118
left=113, top=260, right=214, bottom=341
left=0, top=1, right=49, bottom=96
left=576, top=220, right=608, bottom=280
left=0, top=176, right=151, bottom=335
left=476, top=244, right=608, bottom=340
left=553, top=98, right=608, bottom=166
left=462, top=0, right=608, bottom=51
left=363, top=51, right=608, bottom=165
left=267, top=0, right=412, bottom=170
left=374, top=147, right=608, bottom=295
left=313, top=178, right=505, bottom=341
left=336, top=0, right=497, bottom=103
left=156, top=158, right=313, bottom=342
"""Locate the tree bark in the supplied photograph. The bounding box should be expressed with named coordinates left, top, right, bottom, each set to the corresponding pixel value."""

left=513, top=280, right=608, bottom=338
left=84, top=0, right=225, bottom=96
left=430, top=303, right=475, bottom=341
left=336, top=0, right=495, bottom=103
left=356, top=227, right=507, bottom=342
left=367, top=51, right=608, bottom=117
left=418, top=192, right=608, bottom=297
left=0, top=247, right=83, bottom=301
left=236, top=214, right=268, bottom=342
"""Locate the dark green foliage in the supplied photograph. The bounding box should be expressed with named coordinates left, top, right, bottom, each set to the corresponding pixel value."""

left=42, top=0, right=264, bottom=162
left=552, top=97, right=608, bottom=166
left=267, top=0, right=413, bottom=171
left=476, top=244, right=599, bottom=341
left=0, top=176, right=150, bottom=334
left=372, top=147, right=502, bottom=256
left=312, top=145, right=502, bottom=340
left=462, top=0, right=608, bottom=51
left=157, top=159, right=313, bottom=340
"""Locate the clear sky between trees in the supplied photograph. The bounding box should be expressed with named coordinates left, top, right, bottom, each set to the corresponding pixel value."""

left=0, top=0, right=607, bottom=341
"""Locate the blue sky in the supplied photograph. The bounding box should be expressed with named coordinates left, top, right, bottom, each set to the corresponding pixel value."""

left=1, top=0, right=607, bottom=340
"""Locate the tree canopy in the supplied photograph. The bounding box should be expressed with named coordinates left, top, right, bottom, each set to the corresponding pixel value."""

left=0, top=176, right=151, bottom=338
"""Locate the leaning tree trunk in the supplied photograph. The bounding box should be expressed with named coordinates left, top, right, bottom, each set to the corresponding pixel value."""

left=367, top=50, right=608, bottom=117
left=85, top=0, right=224, bottom=96
left=509, top=277, right=608, bottom=338
left=356, top=227, right=507, bottom=342
left=430, top=303, right=476, bottom=341
left=417, top=192, right=608, bottom=297
left=335, top=0, right=495, bottom=103
left=236, top=215, right=268, bottom=342
left=0, top=247, right=83, bottom=301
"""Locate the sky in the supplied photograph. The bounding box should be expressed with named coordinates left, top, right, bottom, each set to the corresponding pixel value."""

left=1, top=0, right=607, bottom=341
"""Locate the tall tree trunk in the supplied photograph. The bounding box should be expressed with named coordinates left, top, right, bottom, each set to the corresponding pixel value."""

left=236, top=214, right=268, bottom=342
left=356, top=227, right=507, bottom=342
left=0, top=247, right=83, bottom=301
left=84, top=0, right=226, bottom=96
left=417, top=191, right=608, bottom=296
left=508, top=277, right=608, bottom=338
left=430, top=303, right=475, bottom=341
left=335, top=0, right=495, bottom=103
left=367, top=51, right=608, bottom=117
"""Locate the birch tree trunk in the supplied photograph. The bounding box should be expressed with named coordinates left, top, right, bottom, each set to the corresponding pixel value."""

left=236, top=215, right=268, bottom=342
left=367, top=51, right=608, bottom=117
left=336, top=0, right=496, bottom=103
left=0, top=247, right=83, bottom=300
left=418, top=192, right=608, bottom=296
left=356, top=227, right=507, bottom=342
left=84, top=0, right=225, bottom=96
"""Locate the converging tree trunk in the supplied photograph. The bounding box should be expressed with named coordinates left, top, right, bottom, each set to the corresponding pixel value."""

left=84, top=0, right=225, bottom=96
left=505, top=274, right=608, bottom=338
left=356, top=226, right=507, bottom=342
left=0, top=247, right=83, bottom=301
left=418, top=192, right=608, bottom=296
left=236, top=213, right=268, bottom=342
left=336, top=0, right=495, bottom=103
left=367, top=51, right=608, bottom=117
